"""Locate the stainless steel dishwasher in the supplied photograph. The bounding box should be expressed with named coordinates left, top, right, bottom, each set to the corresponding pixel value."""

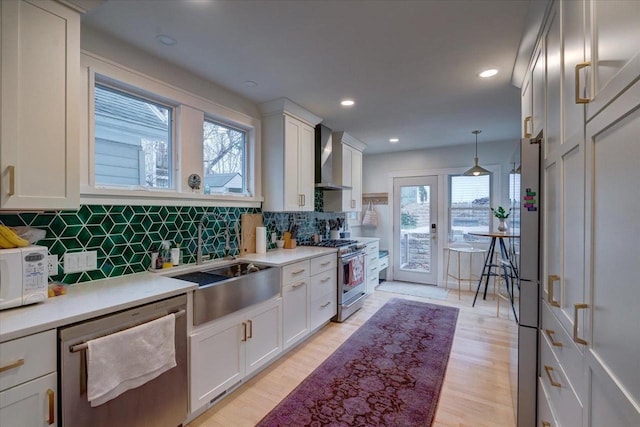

left=59, top=294, right=187, bottom=427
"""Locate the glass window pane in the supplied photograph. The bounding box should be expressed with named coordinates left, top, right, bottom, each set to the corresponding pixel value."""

left=94, top=84, right=173, bottom=188
left=203, top=120, right=246, bottom=195
left=449, top=175, right=491, bottom=242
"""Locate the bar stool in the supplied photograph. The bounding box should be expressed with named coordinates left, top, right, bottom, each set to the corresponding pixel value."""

left=495, top=257, right=518, bottom=321
left=445, top=244, right=487, bottom=299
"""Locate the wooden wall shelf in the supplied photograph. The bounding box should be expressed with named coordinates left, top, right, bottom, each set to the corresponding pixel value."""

left=362, top=192, right=388, bottom=205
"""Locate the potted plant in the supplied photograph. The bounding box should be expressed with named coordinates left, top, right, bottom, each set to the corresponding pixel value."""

left=491, top=206, right=511, bottom=232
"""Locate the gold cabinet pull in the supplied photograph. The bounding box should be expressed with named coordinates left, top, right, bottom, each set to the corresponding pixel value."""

left=545, top=329, right=563, bottom=347
left=548, top=275, right=561, bottom=307
left=544, top=365, right=561, bottom=388
left=573, top=303, right=589, bottom=345
left=292, top=269, right=306, bottom=275
left=321, top=276, right=331, bottom=283
left=541, top=422, right=551, bottom=427
left=0, top=358, right=25, bottom=373
left=524, top=116, right=533, bottom=138
left=241, top=322, right=247, bottom=342
left=320, top=261, right=331, bottom=267
left=47, top=389, right=55, bottom=424
left=7, top=165, right=15, bottom=196
left=247, top=319, right=253, bottom=339
left=321, top=301, right=331, bottom=308
left=575, top=62, right=591, bottom=104
left=292, top=281, right=306, bottom=288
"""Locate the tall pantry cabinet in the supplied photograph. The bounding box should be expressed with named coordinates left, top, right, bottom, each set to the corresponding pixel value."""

left=523, top=1, right=640, bottom=426
left=0, top=0, right=80, bottom=210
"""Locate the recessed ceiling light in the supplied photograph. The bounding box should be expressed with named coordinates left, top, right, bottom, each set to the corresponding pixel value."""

left=243, top=80, right=258, bottom=88
left=479, top=69, right=498, bottom=78
left=389, top=138, right=399, bottom=143
left=156, top=34, right=177, bottom=46
left=340, top=99, right=355, bottom=107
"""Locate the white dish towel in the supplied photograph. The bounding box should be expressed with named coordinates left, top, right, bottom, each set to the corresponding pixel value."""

left=86, top=313, right=176, bottom=407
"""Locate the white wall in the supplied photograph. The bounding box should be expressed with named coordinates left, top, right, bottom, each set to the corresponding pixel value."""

left=356, top=139, right=518, bottom=285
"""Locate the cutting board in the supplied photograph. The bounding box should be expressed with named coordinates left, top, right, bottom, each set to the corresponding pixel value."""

left=240, top=213, right=263, bottom=254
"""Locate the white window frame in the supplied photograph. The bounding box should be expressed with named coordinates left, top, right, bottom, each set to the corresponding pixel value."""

left=202, top=117, right=248, bottom=195
left=79, top=51, right=262, bottom=207
left=448, top=174, right=493, bottom=243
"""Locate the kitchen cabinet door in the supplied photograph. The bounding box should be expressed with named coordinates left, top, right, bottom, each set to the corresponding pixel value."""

left=0, top=0, right=79, bottom=210
left=190, top=316, right=244, bottom=412
left=282, top=279, right=309, bottom=350
left=245, top=298, right=282, bottom=376
left=531, top=45, right=546, bottom=142
left=324, top=143, right=364, bottom=213
left=582, top=78, right=640, bottom=427
left=521, top=72, right=533, bottom=138
left=586, top=0, right=640, bottom=120
left=0, top=373, right=57, bottom=427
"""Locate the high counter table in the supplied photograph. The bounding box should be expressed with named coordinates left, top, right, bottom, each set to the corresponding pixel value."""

left=468, top=231, right=520, bottom=321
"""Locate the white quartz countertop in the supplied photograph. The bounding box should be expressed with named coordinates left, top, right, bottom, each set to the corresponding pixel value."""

left=239, top=246, right=337, bottom=266
left=0, top=246, right=337, bottom=342
left=354, top=237, right=380, bottom=244
left=0, top=272, right=196, bottom=343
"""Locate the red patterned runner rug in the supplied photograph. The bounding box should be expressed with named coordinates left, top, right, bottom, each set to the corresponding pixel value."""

left=257, top=298, right=459, bottom=426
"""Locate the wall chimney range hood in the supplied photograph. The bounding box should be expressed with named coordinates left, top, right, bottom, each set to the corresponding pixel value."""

left=315, top=124, right=352, bottom=191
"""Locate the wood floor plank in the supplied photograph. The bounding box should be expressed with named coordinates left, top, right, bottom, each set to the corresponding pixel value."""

left=188, top=287, right=518, bottom=427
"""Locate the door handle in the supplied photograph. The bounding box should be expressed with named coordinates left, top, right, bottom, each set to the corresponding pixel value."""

left=545, top=329, right=563, bottom=347
left=575, top=62, right=591, bottom=104
left=548, top=275, right=560, bottom=307
left=573, top=303, right=589, bottom=345
left=523, top=116, right=532, bottom=138
left=544, top=365, right=561, bottom=388
left=247, top=319, right=253, bottom=339
left=47, top=389, right=55, bottom=425
left=241, top=322, right=247, bottom=342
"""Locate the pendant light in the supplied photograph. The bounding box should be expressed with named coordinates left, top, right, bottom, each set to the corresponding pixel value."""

left=463, top=130, right=491, bottom=176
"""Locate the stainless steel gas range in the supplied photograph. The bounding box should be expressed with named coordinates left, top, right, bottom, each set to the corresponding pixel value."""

left=305, top=239, right=367, bottom=322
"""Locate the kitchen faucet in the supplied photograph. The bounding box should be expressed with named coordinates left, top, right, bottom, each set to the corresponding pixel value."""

left=197, top=213, right=235, bottom=265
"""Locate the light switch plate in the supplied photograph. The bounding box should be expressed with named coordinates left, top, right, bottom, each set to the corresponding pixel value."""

left=64, top=251, right=98, bottom=274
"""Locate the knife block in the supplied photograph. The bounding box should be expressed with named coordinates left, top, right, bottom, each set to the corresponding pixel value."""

left=284, top=238, right=297, bottom=249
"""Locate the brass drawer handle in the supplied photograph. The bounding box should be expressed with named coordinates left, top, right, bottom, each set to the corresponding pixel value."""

left=292, top=281, right=306, bottom=288
left=291, top=269, right=306, bottom=275
left=247, top=320, right=253, bottom=339
left=321, top=276, right=331, bottom=283
left=47, top=389, right=55, bottom=424
left=241, top=322, right=247, bottom=342
left=573, top=303, right=589, bottom=345
left=548, top=275, right=560, bottom=307
left=545, top=329, right=563, bottom=347
left=320, top=261, right=331, bottom=267
left=320, top=301, right=331, bottom=308
left=541, top=421, right=551, bottom=427
left=544, top=365, right=561, bottom=388
left=575, top=62, right=591, bottom=104
left=0, top=358, right=25, bottom=373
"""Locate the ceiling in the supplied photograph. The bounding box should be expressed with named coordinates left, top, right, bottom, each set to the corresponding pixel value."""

left=82, top=0, right=531, bottom=154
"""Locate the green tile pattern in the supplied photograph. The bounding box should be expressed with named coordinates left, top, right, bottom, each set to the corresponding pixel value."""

left=0, top=205, right=259, bottom=284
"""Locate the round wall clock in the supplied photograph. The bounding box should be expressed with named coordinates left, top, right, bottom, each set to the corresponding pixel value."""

left=188, top=173, right=201, bottom=190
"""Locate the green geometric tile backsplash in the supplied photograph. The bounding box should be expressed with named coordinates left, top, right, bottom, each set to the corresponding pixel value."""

left=0, top=205, right=259, bottom=284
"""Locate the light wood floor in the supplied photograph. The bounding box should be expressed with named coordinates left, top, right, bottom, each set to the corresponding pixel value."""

left=189, top=285, right=518, bottom=427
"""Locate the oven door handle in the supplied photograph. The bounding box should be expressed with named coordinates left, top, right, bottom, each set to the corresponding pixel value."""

left=340, top=251, right=365, bottom=263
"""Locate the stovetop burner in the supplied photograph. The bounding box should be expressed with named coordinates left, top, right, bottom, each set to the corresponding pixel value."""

left=306, top=239, right=359, bottom=248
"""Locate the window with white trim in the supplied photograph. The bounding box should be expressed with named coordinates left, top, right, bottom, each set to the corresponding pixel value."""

left=449, top=174, right=491, bottom=242
left=94, top=84, right=173, bottom=189
left=203, top=119, right=247, bottom=195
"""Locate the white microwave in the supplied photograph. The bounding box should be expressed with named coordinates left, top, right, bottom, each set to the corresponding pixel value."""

left=0, top=245, right=48, bottom=310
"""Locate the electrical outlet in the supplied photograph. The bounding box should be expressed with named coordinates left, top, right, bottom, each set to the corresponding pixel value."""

left=48, top=255, right=58, bottom=276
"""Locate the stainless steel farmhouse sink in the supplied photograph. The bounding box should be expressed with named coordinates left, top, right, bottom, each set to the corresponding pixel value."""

left=172, top=262, right=280, bottom=325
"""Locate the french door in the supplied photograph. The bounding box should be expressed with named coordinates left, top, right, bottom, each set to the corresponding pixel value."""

left=392, top=176, right=438, bottom=284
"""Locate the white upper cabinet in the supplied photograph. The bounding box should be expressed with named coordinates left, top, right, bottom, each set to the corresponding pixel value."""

left=586, top=0, right=640, bottom=119
left=260, top=98, right=321, bottom=212
left=0, top=0, right=80, bottom=210
left=323, top=132, right=365, bottom=213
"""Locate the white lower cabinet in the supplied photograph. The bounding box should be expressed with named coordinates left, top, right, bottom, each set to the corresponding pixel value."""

left=0, top=373, right=57, bottom=427
left=364, top=240, right=379, bottom=294
left=0, top=330, right=57, bottom=427
left=309, top=254, right=337, bottom=330
left=282, top=260, right=310, bottom=349
left=189, top=298, right=282, bottom=412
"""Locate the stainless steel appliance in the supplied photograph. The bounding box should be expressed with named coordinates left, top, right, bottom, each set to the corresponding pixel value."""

left=59, top=294, right=187, bottom=427
left=517, top=133, right=542, bottom=427
left=305, top=239, right=366, bottom=322
left=0, top=245, right=48, bottom=310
